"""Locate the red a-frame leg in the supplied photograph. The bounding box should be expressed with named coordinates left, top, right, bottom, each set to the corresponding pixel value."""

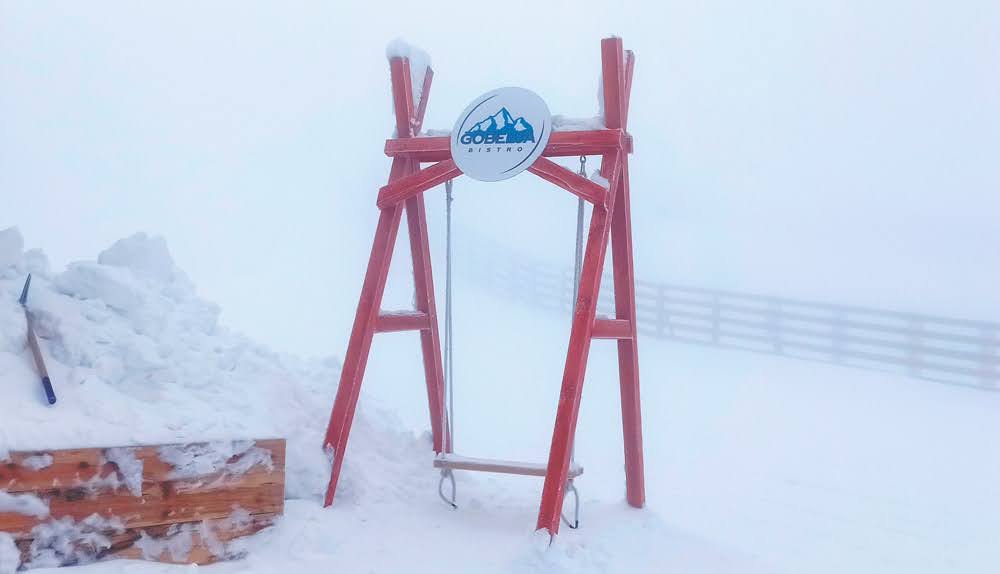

left=324, top=58, right=449, bottom=506
left=610, top=48, right=645, bottom=510
left=536, top=37, right=644, bottom=535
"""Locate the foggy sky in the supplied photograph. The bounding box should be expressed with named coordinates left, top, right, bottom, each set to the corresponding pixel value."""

left=2, top=0, right=998, bottom=356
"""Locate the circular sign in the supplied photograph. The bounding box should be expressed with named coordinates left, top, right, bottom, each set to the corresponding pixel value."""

left=450, top=87, right=552, bottom=182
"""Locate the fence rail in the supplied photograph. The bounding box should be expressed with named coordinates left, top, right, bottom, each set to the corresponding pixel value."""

left=472, top=257, right=1000, bottom=390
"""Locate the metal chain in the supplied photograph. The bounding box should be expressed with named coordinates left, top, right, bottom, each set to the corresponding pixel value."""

left=444, top=179, right=455, bottom=448
left=438, top=178, right=457, bottom=509
left=560, top=156, right=587, bottom=529
left=573, top=156, right=586, bottom=304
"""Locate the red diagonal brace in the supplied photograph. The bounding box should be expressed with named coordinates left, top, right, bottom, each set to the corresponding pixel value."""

left=528, top=157, right=609, bottom=206
left=623, top=51, right=635, bottom=130
left=413, top=67, right=433, bottom=135
left=377, top=159, right=461, bottom=209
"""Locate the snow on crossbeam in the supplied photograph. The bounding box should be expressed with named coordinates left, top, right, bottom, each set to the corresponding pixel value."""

left=434, top=454, right=583, bottom=479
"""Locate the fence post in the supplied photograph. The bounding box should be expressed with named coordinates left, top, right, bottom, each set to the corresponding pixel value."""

left=562, top=267, right=573, bottom=314
left=831, top=308, right=846, bottom=365
left=656, top=286, right=667, bottom=338
left=906, top=318, right=924, bottom=379
left=983, top=326, right=999, bottom=390
left=711, top=293, right=721, bottom=344
left=768, top=300, right=782, bottom=354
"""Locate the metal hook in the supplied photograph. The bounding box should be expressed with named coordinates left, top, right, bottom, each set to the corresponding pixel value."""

left=438, top=468, right=457, bottom=509
left=560, top=480, right=580, bottom=529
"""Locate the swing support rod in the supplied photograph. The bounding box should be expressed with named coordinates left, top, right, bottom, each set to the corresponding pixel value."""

left=323, top=37, right=644, bottom=538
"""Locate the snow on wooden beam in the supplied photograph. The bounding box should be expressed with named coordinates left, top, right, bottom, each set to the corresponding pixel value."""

left=0, top=439, right=285, bottom=569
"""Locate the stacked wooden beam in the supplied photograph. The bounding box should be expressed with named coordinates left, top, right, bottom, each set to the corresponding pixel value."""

left=0, top=439, right=285, bottom=568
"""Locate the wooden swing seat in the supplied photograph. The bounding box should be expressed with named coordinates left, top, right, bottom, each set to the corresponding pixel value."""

left=434, top=453, right=583, bottom=478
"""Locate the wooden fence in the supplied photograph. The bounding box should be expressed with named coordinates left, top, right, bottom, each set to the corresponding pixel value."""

left=474, top=257, right=1000, bottom=390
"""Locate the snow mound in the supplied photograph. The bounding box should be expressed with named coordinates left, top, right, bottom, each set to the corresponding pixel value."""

left=0, top=228, right=24, bottom=277
left=97, top=232, right=178, bottom=284
left=0, top=533, right=19, bottom=574
left=0, top=227, right=419, bottom=503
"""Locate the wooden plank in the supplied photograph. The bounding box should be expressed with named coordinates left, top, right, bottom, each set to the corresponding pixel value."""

left=384, top=129, right=627, bottom=162
left=15, top=512, right=278, bottom=567
left=0, top=439, right=284, bottom=568
left=1, top=439, right=284, bottom=494
left=0, top=476, right=283, bottom=536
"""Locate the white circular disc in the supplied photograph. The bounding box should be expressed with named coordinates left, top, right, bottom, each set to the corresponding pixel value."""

left=450, top=87, right=552, bottom=182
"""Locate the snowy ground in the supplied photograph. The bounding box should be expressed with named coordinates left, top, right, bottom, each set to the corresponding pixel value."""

left=2, top=229, right=998, bottom=573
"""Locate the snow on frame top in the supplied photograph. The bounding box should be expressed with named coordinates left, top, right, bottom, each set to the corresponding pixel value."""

left=386, top=38, right=431, bottom=109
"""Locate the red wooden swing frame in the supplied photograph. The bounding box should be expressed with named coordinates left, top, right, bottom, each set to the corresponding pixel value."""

left=323, top=37, right=643, bottom=536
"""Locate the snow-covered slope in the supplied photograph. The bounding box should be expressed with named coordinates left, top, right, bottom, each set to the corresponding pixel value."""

left=0, top=228, right=768, bottom=573
left=3, top=227, right=999, bottom=573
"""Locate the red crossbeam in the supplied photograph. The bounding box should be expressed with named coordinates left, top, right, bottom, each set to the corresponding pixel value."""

left=592, top=318, right=633, bottom=339
left=375, top=311, right=432, bottom=333
left=384, top=130, right=627, bottom=162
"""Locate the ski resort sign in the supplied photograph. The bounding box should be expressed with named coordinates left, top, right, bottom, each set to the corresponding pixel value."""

left=450, top=87, right=552, bottom=182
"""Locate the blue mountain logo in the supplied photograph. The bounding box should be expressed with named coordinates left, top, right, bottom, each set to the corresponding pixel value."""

left=460, top=107, right=535, bottom=145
